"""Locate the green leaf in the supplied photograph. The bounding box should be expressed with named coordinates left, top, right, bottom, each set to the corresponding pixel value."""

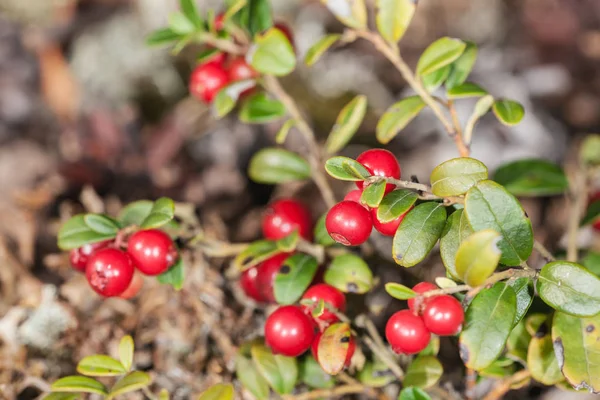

left=179, top=0, right=203, bottom=28
left=237, top=0, right=272, bottom=37
left=459, top=283, right=517, bottom=370
left=146, top=28, right=182, bottom=46
left=140, top=197, right=175, bottom=229
left=197, top=383, right=234, bottom=400
left=299, top=356, right=335, bottom=389
left=239, top=92, right=285, bottom=123
left=360, top=180, right=386, bottom=208
left=507, top=277, right=534, bottom=326
left=580, top=134, right=600, bottom=166
left=393, top=202, right=447, bottom=267
left=274, top=254, right=318, bottom=305
left=403, top=356, right=443, bottom=389
left=430, top=157, right=488, bottom=197
left=118, top=200, right=154, bottom=226
left=455, top=229, right=501, bottom=287
left=398, top=387, right=432, bottom=400
left=464, top=94, right=494, bottom=136
left=376, top=96, right=425, bottom=144
left=445, top=42, right=478, bottom=89
left=439, top=209, right=472, bottom=280
left=248, top=148, right=310, bottom=184
left=358, top=359, right=396, bottom=388
left=377, top=189, right=418, bottom=223
left=83, top=214, right=121, bottom=235
left=385, top=282, right=416, bottom=300
left=325, top=254, right=373, bottom=293
left=236, top=350, right=270, bottom=400
left=464, top=180, right=533, bottom=266
left=326, top=95, right=367, bottom=154
left=43, top=394, right=78, bottom=400
left=526, top=314, right=548, bottom=337
left=305, top=34, right=341, bottom=66
left=416, top=37, right=466, bottom=76
left=275, top=119, right=295, bottom=144
left=422, top=65, right=451, bottom=93
left=552, top=312, right=600, bottom=392
left=118, top=336, right=134, bottom=372
left=317, top=323, right=353, bottom=375
left=234, top=240, right=280, bottom=271
left=51, top=376, right=108, bottom=395
left=169, top=12, right=196, bottom=34
left=376, top=0, right=415, bottom=43
left=77, top=355, right=127, bottom=377
left=493, top=99, right=525, bottom=126
left=248, top=28, right=296, bottom=76
left=213, top=80, right=256, bottom=119
left=582, top=200, right=600, bottom=226
left=537, top=261, right=600, bottom=317
left=321, top=0, right=367, bottom=29
left=493, top=159, right=568, bottom=197
left=479, top=357, right=516, bottom=379
left=446, top=82, right=487, bottom=99
left=251, top=343, right=298, bottom=394
left=107, top=371, right=151, bottom=398
left=157, top=257, right=184, bottom=290
left=57, top=214, right=118, bottom=250
left=583, top=252, right=600, bottom=277
left=324, top=156, right=370, bottom=181
left=507, top=319, right=530, bottom=362
left=314, top=214, right=336, bottom=247
left=276, top=230, right=299, bottom=253
left=528, top=333, right=563, bottom=385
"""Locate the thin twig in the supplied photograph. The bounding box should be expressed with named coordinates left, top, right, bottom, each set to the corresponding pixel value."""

left=297, top=238, right=326, bottom=264
left=365, top=176, right=464, bottom=205
left=533, top=240, right=555, bottom=263
left=199, top=33, right=246, bottom=55
left=465, top=368, right=477, bottom=400
left=482, top=370, right=531, bottom=400
left=282, top=384, right=373, bottom=400
left=567, top=167, right=588, bottom=262
left=363, top=336, right=404, bottom=379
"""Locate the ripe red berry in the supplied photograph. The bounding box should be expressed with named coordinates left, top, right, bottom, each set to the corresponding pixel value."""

left=86, top=248, right=135, bottom=297
left=371, top=206, right=412, bottom=237
left=265, top=305, right=316, bottom=357
left=255, top=253, right=291, bottom=303
left=311, top=331, right=322, bottom=361
left=385, top=310, right=431, bottom=355
left=325, top=201, right=372, bottom=246
left=422, top=295, right=464, bottom=336
left=119, top=272, right=144, bottom=299
left=69, top=240, right=111, bottom=272
left=343, top=189, right=369, bottom=210
left=227, top=57, right=259, bottom=82
left=301, top=283, right=346, bottom=324
left=355, top=149, right=401, bottom=194
left=214, top=13, right=225, bottom=31
left=262, top=199, right=313, bottom=241
left=189, top=63, right=229, bottom=103
left=240, top=265, right=264, bottom=302
left=407, top=282, right=438, bottom=313
left=127, top=229, right=178, bottom=276
left=274, top=22, right=294, bottom=48
left=203, top=51, right=227, bottom=68
left=311, top=330, right=355, bottom=367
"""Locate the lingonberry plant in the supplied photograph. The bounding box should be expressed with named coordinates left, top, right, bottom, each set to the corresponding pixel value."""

left=46, top=0, right=600, bottom=399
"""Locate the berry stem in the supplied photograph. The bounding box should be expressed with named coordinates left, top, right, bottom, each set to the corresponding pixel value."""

left=566, top=163, right=590, bottom=262
left=296, top=238, right=326, bottom=264
left=197, top=33, right=246, bottom=55
left=482, top=370, right=531, bottom=400
left=365, top=176, right=465, bottom=205
left=533, top=240, right=555, bottom=263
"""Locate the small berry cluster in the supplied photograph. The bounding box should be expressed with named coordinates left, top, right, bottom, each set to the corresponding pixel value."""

left=189, top=15, right=293, bottom=104
left=386, top=282, right=464, bottom=354
left=326, top=149, right=409, bottom=246
left=69, top=229, right=178, bottom=298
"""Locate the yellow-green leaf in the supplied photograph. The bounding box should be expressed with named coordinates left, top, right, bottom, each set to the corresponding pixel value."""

left=118, top=335, right=134, bottom=372
left=403, top=356, right=443, bottom=389
left=324, top=254, right=373, bottom=293
left=317, top=323, right=353, bottom=375
left=376, top=0, right=416, bottom=43
left=77, top=355, right=127, bottom=377
left=455, top=229, right=501, bottom=286
left=446, top=82, right=487, bottom=99
left=248, top=148, right=310, bottom=184
left=251, top=343, right=298, bottom=394
left=430, top=157, right=488, bottom=197
left=107, top=371, right=151, bottom=398
left=360, top=180, right=386, bottom=208
left=445, top=42, right=478, bottom=89
left=326, top=95, right=367, bottom=154
left=51, top=376, right=107, bottom=395
left=492, top=99, right=525, bottom=126
left=416, top=37, right=466, bottom=76
left=321, top=0, right=367, bottom=29
left=376, top=96, right=425, bottom=144
left=305, top=34, right=341, bottom=66
left=197, top=383, right=234, bottom=400
left=248, top=28, right=296, bottom=76
left=528, top=334, right=563, bottom=385
left=385, top=282, right=416, bottom=300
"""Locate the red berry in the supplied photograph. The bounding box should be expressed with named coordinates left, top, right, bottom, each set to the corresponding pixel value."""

left=590, top=191, right=600, bottom=231
left=355, top=149, right=401, bottom=194
left=407, top=282, right=438, bottom=313
left=127, top=229, right=178, bottom=276
left=86, top=248, right=135, bottom=297
left=256, top=253, right=291, bottom=303
left=262, top=199, right=312, bottom=241
left=274, top=22, right=294, bottom=48
left=227, top=57, right=259, bottom=82
left=189, top=63, right=229, bottom=103
left=265, top=305, right=316, bottom=357
left=422, top=295, right=464, bottom=336
left=325, top=201, right=372, bottom=246
left=301, top=284, right=346, bottom=324
left=311, top=331, right=322, bottom=361
left=343, top=189, right=369, bottom=210
left=311, top=331, right=355, bottom=367
left=203, top=51, right=227, bottom=68
left=385, top=310, right=431, bottom=355
left=119, top=272, right=144, bottom=299
left=371, top=206, right=412, bottom=237
left=69, top=240, right=111, bottom=272
left=214, top=13, right=225, bottom=31
left=240, top=265, right=264, bottom=302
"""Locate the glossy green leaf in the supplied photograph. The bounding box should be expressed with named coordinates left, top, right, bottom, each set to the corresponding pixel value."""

left=118, top=336, right=134, bottom=372
left=507, top=277, right=534, bottom=326
left=274, top=254, right=318, bottom=305
left=393, top=202, right=447, bottom=267
left=326, top=95, right=367, bottom=154
left=140, top=197, right=175, bottom=229
left=420, top=335, right=441, bottom=356
left=146, top=28, right=182, bottom=46
left=157, top=257, right=184, bottom=290
left=317, top=323, right=353, bottom=375
left=439, top=209, right=472, bottom=280
left=552, top=312, right=600, bottom=392
left=416, top=37, right=466, bottom=76
left=422, top=65, right=450, bottom=93
left=314, top=214, right=336, bottom=247
left=493, top=159, right=568, bottom=197
left=233, top=240, right=280, bottom=271
left=252, top=343, right=298, bottom=394
left=507, top=319, right=530, bottom=362
left=360, top=180, right=386, bottom=208
left=455, top=229, right=501, bottom=286
left=236, top=349, right=270, bottom=400
left=528, top=334, right=563, bottom=385
left=377, top=189, right=418, bottom=223
left=118, top=200, right=153, bottom=226
left=582, top=200, right=600, bottom=226
left=385, top=282, right=416, bottom=300
left=459, top=283, right=517, bottom=370
left=446, top=82, right=487, bottom=99
left=493, top=99, right=525, bottom=126
left=169, top=12, right=196, bottom=34
left=464, top=180, right=533, bottom=266
left=213, top=80, right=256, bottom=119
left=580, top=134, right=600, bottom=166
left=276, top=230, right=299, bottom=253
left=239, top=92, right=285, bottom=123
left=51, top=376, right=107, bottom=395
left=299, top=356, right=335, bottom=389
left=237, top=0, right=272, bottom=37
left=445, top=42, right=478, bottom=89
left=479, top=357, right=516, bottom=379
left=42, top=394, right=78, bottom=400
left=583, top=252, right=600, bottom=277
left=179, top=0, right=202, bottom=28
left=376, top=0, right=415, bottom=43
left=77, top=355, right=127, bottom=377
left=83, top=214, right=121, bottom=235
left=324, top=156, right=370, bottom=181
left=305, top=34, right=340, bottom=66
left=403, top=356, right=443, bottom=389
left=275, top=119, right=295, bottom=144
left=537, top=261, right=600, bottom=317
left=107, top=371, right=151, bottom=399
left=357, top=359, right=395, bottom=388
left=376, top=96, right=425, bottom=144
left=325, top=254, right=373, bottom=293
left=248, top=28, right=295, bottom=76
left=248, top=148, right=310, bottom=184
left=57, top=214, right=118, bottom=250
left=398, top=387, right=432, bottom=400
left=321, top=0, right=367, bottom=29
left=198, top=383, right=234, bottom=400
left=430, top=157, right=488, bottom=197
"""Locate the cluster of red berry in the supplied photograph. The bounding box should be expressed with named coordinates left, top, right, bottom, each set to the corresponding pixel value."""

left=70, top=229, right=178, bottom=298
left=386, top=282, right=464, bottom=354
left=326, top=149, right=409, bottom=246
left=189, top=14, right=293, bottom=104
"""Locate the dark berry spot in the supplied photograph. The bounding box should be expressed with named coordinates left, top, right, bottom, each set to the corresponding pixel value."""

left=340, top=336, right=350, bottom=343
left=279, top=265, right=291, bottom=274
left=347, top=283, right=359, bottom=293
left=587, top=324, right=595, bottom=333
